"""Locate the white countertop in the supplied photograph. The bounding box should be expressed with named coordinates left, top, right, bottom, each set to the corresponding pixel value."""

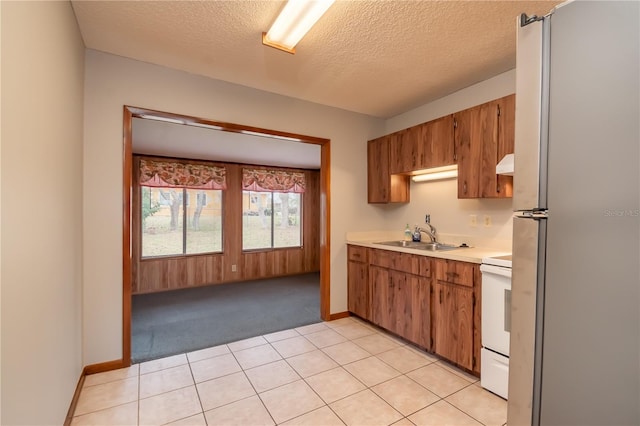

left=346, top=231, right=511, bottom=264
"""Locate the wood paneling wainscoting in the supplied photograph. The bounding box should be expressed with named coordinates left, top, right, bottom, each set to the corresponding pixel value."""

left=132, top=156, right=321, bottom=294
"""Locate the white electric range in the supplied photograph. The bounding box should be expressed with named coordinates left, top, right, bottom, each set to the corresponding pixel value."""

left=480, top=254, right=512, bottom=399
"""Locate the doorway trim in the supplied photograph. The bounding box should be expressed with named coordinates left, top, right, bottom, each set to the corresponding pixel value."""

left=122, top=106, right=331, bottom=365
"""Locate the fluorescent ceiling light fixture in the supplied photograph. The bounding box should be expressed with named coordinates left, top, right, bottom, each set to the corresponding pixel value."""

left=263, top=0, right=336, bottom=54
left=411, top=165, right=458, bottom=182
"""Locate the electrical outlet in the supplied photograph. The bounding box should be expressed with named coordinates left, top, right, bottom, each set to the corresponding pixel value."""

left=469, top=214, right=477, bottom=227
left=231, top=264, right=237, bottom=272
left=483, top=215, right=492, bottom=227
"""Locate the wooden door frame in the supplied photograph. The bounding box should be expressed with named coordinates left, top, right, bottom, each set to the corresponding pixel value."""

left=122, top=106, right=331, bottom=365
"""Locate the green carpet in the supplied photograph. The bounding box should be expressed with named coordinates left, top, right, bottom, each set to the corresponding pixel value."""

left=132, top=272, right=320, bottom=363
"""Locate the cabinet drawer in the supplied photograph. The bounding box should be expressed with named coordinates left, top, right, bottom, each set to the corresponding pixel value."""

left=370, top=248, right=424, bottom=275
left=348, top=245, right=368, bottom=262
left=435, top=259, right=475, bottom=287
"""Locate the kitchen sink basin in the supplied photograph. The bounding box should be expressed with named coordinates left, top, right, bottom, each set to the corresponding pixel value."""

left=374, top=241, right=464, bottom=251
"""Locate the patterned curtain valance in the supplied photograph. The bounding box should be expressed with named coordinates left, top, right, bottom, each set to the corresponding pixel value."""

left=242, top=168, right=306, bottom=193
left=139, top=158, right=226, bottom=190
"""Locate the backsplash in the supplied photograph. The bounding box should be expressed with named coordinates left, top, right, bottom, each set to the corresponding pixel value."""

left=372, top=178, right=514, bottom=246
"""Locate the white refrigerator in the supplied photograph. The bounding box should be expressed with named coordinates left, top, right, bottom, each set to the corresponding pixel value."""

left=507, top=1, right=639, bottom=425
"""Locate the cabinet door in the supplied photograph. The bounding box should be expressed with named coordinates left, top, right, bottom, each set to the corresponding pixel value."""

left=479, top=96, right=515, bottom=197
left=348, top=260, right=369, bottom=320
left=455, top=96, right=515, bottom=199
left=455, top=101, right=499, bottom=198
left=433, top=282, right=474, bottom=370
left=419, top=115, right=455, bottom=169
left=368, top=136, right=409, bottom=204
left=368, top=137, right=391, bottom=203
left=495, top=94, right=515, bottom=197
left=389, top=129, right=414, bottom=174
left=395, top=274, right=431, bottom=350
left=370, top=265, right=393, bottom=330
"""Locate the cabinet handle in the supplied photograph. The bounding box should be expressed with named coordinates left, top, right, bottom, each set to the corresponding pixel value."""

left=439, top=289, right=443, bottom=304
left=463, top=182, right=467, bottom=193
left=353, top=253, right=361, bottom=258
left=446, top=272, right=459, bottom=278
left=496, top=184, right=501, bottom=194
left=453, top=118, right=457, bottom=162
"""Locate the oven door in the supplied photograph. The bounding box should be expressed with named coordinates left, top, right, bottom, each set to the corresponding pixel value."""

left=481, top=263, right=512, bottom=356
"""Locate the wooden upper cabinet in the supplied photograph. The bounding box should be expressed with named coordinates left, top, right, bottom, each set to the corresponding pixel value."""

left=419, top=114, right=456, bottom=169
left=389, top=115, right=455, bottom=174
left=367, top=136, right=410, bottom=204
left=455, top=95, right=515, bottom=199
left=496, top=94, right=515, bottom=197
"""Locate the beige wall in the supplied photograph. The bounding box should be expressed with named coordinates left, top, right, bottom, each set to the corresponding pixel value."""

left=376, top=71, right=516, bottom=244
left=1, top=2, right=85, bottom=424
left=83, top=50, right=384, bottom=365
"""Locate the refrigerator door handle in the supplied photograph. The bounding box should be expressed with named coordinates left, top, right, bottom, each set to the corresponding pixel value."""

left=520, top=210, right=548, bottom=220
left=520, top=13, right=544, bottom=27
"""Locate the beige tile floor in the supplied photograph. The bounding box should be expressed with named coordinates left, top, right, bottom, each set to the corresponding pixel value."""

left=72, top=317, right=507, bottom=425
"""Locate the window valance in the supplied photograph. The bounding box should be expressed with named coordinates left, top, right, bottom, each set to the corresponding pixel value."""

left=242, top=168, right=305, bottom=193
left=139, top=158, right=226, bottom=190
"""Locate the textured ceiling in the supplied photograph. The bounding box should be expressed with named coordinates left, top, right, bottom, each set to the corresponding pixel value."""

left=71, top=0, right=561, bottom=119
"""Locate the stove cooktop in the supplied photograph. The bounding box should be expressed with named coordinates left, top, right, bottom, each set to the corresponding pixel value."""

left=482, top=254, right=512, bottom=268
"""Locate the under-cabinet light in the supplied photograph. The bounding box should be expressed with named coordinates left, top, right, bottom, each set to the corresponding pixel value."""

left=262, top=0, right=335, bottom=54
left=411, top=165, right=458, bottom=182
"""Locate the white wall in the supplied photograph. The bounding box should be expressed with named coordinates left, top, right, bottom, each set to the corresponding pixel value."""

left=378, top=71, right=516, bottom=245
left=1, top=2, right=85, bottom=424
left=83, top=50, right=385, bottom=364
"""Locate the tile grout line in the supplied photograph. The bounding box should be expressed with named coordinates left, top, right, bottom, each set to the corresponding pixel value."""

left=186, top=355, right=208, bottom=426
left=137, top=363, right=141, bottom=426
left=240, top=340, right=278, bottom=426
left=261, top=328, right=353, bottom=424
left=441, top=380, right=494, bottom=426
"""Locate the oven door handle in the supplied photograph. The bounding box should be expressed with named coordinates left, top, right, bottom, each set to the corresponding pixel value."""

left=504, top=289, right=512, bottom=333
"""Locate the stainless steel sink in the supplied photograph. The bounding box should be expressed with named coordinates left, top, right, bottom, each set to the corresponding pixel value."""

left=374, top=241, right=463, bottom=251
left=375, top=240, right=422, bottom=248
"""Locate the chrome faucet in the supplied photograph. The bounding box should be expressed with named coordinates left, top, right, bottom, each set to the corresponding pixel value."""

left=419, top=214, right=438, bottom=243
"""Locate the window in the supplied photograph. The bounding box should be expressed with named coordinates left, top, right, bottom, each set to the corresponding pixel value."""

left=241, top=168, right=305, bottom=250
left=139, top=158, right=226, bottom=258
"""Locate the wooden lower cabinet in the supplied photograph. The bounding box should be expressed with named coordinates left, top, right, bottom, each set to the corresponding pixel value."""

left=348, top=261, right=369, bottom=319
left=395, top=273, right=430, bottom=349
left=432, top=258, right=480, bottom=373
left=347, top=246, right=479, bottom=374
left=370, top=265, right=393, bottom=330
left=369, top=254, right=430, bottom=350
left=432, top=281, right=474, bottom=370
left=347, top=245, right=370, bottom=320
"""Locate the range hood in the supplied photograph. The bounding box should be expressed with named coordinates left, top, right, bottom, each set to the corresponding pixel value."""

left=496, top=153, right=514, bottom=176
